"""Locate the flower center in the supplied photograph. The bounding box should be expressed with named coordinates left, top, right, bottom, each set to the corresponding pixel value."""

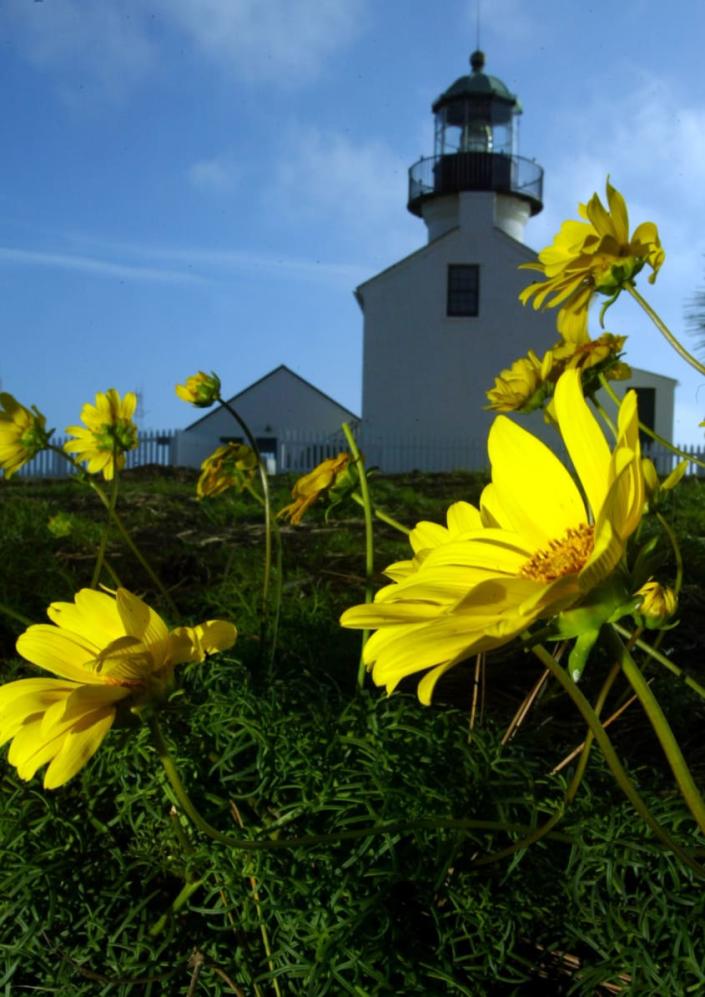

left=20, top=423, right=48, bottom=456
left=94, top=419, right=139, bottom=454
left=520, top=523, right=594, bottom=582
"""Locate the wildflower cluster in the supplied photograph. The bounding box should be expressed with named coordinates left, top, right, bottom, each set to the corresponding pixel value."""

left=1, top=173, right=705, bottom=970
left=197, top=441, right=258, bottom=498
left=1, top=588, right=235, bottom=788
left=65, top=389, right=139, bottom=480
left=0, top=393, right=51, bottom=478
left=519, top=178, right=664, bottom=338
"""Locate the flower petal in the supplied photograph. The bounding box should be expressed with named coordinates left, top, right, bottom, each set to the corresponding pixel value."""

left=487, top=415, right=586, bottom=546
left=43, top=710, right=116, bottom=789
left=16, top=626, right=106, bottom=683
left=554, top=369, right=611, bottom=520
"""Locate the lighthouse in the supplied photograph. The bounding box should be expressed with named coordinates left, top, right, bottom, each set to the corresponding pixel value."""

left=356, top=52, right=559, bottom=466
left=409, top=49, right=543, bottom=244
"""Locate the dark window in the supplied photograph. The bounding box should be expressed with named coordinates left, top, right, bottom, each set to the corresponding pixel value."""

left=447, top=264, right=479, bottom=317
left=633, top=387, right=656, bottom=445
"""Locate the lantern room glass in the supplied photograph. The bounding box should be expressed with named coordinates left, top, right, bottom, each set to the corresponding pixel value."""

left=434, top=101, right=517, bottom=158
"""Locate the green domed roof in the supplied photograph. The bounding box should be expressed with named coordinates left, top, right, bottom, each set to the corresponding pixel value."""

left=432, top=51, right=521, bottom=113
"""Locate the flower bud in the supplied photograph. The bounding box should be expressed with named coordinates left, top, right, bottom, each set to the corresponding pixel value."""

left=635, top=580, right=677, bottom=629
left=175, top=371, right=221, bottom=408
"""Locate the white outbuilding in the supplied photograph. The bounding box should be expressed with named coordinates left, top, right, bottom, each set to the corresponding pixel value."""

left=174, top=364, right=359, bottom=471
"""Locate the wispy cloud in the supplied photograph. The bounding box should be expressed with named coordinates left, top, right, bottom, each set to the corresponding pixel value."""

left=187, top=157, right=239, bottom=194
left=271, top=124, right=419, bottom=261
left=153, top=0, right=368, bottom=83
left=17, top=236, right=370, bottom=288
left=0, top=246, right=205, bottom=284
left=1, top=0, right=367, bottom=101
left=134, top=244, right=368, bottom=285
left=0, top=0, right=155, bottom=102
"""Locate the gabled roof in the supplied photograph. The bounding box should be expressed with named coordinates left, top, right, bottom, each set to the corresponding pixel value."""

left=186, top=364, right=359, bottom=430
left=355, top=219, right=538, bottom=306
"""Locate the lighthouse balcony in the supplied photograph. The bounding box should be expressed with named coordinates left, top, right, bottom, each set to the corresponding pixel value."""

left=407, top=152, right=543, bottom=217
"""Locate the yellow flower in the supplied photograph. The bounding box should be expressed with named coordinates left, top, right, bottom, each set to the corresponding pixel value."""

left=0, top=393, right=50, bottom=478
left=0, top=588, right=236, bottom=789
left=341, top=370, right=644, bottom=704
left=485, top=349, right=554, bottom=413
left=176, top=371, right=221, bottom=408
left=197, top=442, right=258, bottom=499
left=64, top=389, right=139, bottom=480
left=641, top=457, right=687, bottom=508
left=278, top=453, right=351, bottom=525
left=635, top=579, right=677, bottom=628
left=545, top=334, right=631, bottom=415
left=519, top=179, right=664, bottom=339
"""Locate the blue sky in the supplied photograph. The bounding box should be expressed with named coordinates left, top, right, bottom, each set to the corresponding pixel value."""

left=2, top=0, right=705, bottom=442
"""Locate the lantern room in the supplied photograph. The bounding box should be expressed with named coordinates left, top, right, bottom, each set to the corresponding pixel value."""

left=408, top=50, right=543, bottom=219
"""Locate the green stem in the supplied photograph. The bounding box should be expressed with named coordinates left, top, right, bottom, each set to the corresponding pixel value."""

left=608, top=627, right=705, bottom=837
left=614, top=623, right=705, bottom=701
left=0, top=601, right=33, bottom=626
left=150, top=880, right=203, bottom=937
left=532, top=644, right=705, bottom=876
left=599, top=373, right=705, bottom=471
left=266, top=519, right=284, bottom=679
left=49, top=444, right=178, bottom=615
left=341, top=423, right=375, bottom=689
left=148, top=716, right=571, bottom=851
left=351, top=492, right=410, bottom=535
left=244, top=479, right=283, bottom=677
left=626, top=283, right=705, bottom=378
left=91, top=465, right=119, bottom=588
left=218, top=398, right=273, bottom=642
left=473, top=660, right=621, bottom=868
left=91, top=486, right=179, bottom=616
left=589, top=395, right=617, bottom=439
left=655, top=510, right=684, bottom=596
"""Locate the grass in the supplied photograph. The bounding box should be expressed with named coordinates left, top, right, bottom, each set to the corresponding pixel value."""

left=1, top=469, right=705, bottom=993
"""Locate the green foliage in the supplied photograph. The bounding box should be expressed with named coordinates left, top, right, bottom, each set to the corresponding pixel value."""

left=1, top=472, right=705, bottom=992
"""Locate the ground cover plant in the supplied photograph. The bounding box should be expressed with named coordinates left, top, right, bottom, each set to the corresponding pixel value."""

left=2, top=180, right=705, bottom=994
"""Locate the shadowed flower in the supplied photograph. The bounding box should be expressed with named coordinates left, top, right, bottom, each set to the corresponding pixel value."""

left=64, top=389, right=139, bottom=480
left=176, top=371, right=221, bottom=408
left=0, top=588, right=237, bottom=789
left=0, top=393, right=51, bottom=478
left=341, top=370, right=644, bottom=704
left=635, top=579, right=677, bottom=629
left=278, top=453, right=351, bottom=525
left=197, top=442, right=258, bottom=499
left=486, top=349, right=554, bottom=413
left=519, top=179, right=664, bottom=340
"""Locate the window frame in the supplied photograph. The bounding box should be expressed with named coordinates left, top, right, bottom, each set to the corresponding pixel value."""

left=446, top=263, right=480, bottom=318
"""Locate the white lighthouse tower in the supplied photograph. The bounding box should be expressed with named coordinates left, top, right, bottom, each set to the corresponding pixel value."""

left=356, top=50, right=561, bottom=467
left=355, top=50, right=675, bottom=470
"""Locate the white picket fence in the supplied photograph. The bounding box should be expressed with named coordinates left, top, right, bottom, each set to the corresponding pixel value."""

left=13, top=428, right=705, bottom=479
left=16, top=430, right=177, bottom=479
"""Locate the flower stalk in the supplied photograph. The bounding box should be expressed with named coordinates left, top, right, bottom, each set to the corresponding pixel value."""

left=608, top=628, right=705, bottom=837
left=532, top=643, right=705, bottom=876
left=341, top=422, right=375, bottom=689
left=626, top=283, right=705, bottom=377
left=217, top=397, right=273, bottom=641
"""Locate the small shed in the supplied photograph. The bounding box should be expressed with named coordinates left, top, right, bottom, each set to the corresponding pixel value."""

left=173, top=364, right=359, bottom=470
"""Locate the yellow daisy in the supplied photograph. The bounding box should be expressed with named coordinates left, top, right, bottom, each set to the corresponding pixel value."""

left=64, top=389, right=139, bottom=480
left=175, top=371, right=221, bottom=408
left=278, top=453, right=351, bottom=525
left=341, top=370, right=644, bottom=704
left=0, top=393, right=50, bottom=478
left=197, top=442, right=258, bottom=499
left=485, top=349, right=554, bottom=413
left=1, top=588, right=237, bottom=789
left=519, top=179, right=664, bottom=340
